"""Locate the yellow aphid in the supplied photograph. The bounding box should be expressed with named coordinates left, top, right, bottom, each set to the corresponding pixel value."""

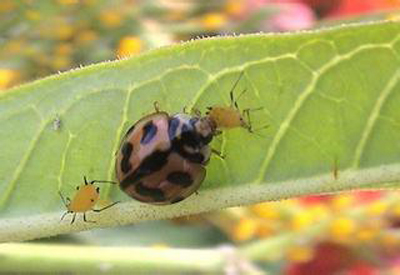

left=205, top=72, right=264, bottom=133
left=59, top=176, right=119, bottom=224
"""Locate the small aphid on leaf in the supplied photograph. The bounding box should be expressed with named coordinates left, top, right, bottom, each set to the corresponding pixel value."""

left=59, top=176, right=119, bottom=224
left=52, top=115, right=61, bottom=131
left=205, top=71, right=267, bottom=133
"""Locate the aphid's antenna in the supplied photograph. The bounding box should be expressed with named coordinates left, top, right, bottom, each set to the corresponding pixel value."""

left=229, top=71, right=245, bottom=107
left=93, top=201, right=120, bottom=212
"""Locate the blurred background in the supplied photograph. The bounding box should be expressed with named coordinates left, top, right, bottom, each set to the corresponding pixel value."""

left=2, top=0, right=400, bottom=274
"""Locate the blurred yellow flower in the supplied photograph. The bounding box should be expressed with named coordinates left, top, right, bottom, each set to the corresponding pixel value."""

left=117, top=36, right=143, bottom=58
left=367, top=201, right=387, bottom=216
left=4, top=39, right=25, bottom=55
left=0, top=0, right=15, bottom=13
left=251, top=202, right=279, bottom=220
left=291, top=211, right=314, bottom=231
left=330, top=194, right=354, bottom=211
left=55, top=43, right=73, bottom=56
left=225, top=0, right=245, bottom=17
left=286, top=244, right=314, bottom=263
left=55, top=24, right=75, bottom=40
left=51, top=56, right=72, bottom=70
left=58, top=0, right=79, bottom=5
left=201, top=12, right=227, bottom=31
left=25, top=10, right=41, bottom=21
left=330, top=217, right=356, bottom=242
left=256, top=223, right=275, bottom=238
left=233, top=217, right=258, bottom=241
left=100, top=10, right=123, bottom=28
left=76, top=30, right=98, bottom=44
left=0, top=69, right=19, bottom=90
left=357, top=228, right=377, bottom=242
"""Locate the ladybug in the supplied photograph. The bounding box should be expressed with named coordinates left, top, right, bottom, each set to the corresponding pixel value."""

left=115, top=72, right=263, bottom=205
left=59, top=176, right=119, bottom=224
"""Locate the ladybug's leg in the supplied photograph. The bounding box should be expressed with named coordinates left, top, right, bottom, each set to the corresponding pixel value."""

left=83, top=212, right=96, bottom=223
left=93, top=201, right=120, bottom=212
left=211, top=148, right=225, bottom=160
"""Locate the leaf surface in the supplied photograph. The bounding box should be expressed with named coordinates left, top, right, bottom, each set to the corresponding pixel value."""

left=1, top=21, right=400, bottom=241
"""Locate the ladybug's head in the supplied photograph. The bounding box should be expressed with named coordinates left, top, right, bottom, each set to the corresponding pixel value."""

left=191, top=117, right=216, bottom=145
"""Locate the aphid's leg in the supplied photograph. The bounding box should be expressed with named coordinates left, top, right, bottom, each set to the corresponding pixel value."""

left=58, top=191, right=69, bottom=208
left=83, top=212, right=96, bottom=223
left=153, top=101, right=161, bottom=113
left=91, top=179, right=118, bottom=185
left=233, top=88, right=247, bottom=110
left=242, top=107, right=265, bottom=132
left=211, top=148, right=225, bottom=160
left=229, top=71, right=245, bottom=106
left=70, top=213, right=77, bottom=224
left=60, top=211, right=70, bottom=222
left=93, top=201, right=120, bottom=212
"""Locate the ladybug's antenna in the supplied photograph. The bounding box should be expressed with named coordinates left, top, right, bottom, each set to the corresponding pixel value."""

left=83, top=176, right=89, bottom=185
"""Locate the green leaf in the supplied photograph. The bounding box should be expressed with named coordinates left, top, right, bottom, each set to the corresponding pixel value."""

left=1, top=21, right=400, bottom=242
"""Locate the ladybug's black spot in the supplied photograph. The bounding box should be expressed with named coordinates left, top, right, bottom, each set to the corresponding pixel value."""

left=135, top=182, right=165, bottom=202
left=171, top=196, right=185, bottom=204
left=139, top=150, right=170, bottom=174
left=181, top=123, right=191, bottom=134
left=180, top=131, right=199, bottom=148
left=141, top=121, right=157, bottom=144
left=120, top=150, right=170, bottom=189
left=121, top=142, right=133, bottom=173
left=167, top=171, right=193, bottom=187
left=168, top=117, right=180, bottom=140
